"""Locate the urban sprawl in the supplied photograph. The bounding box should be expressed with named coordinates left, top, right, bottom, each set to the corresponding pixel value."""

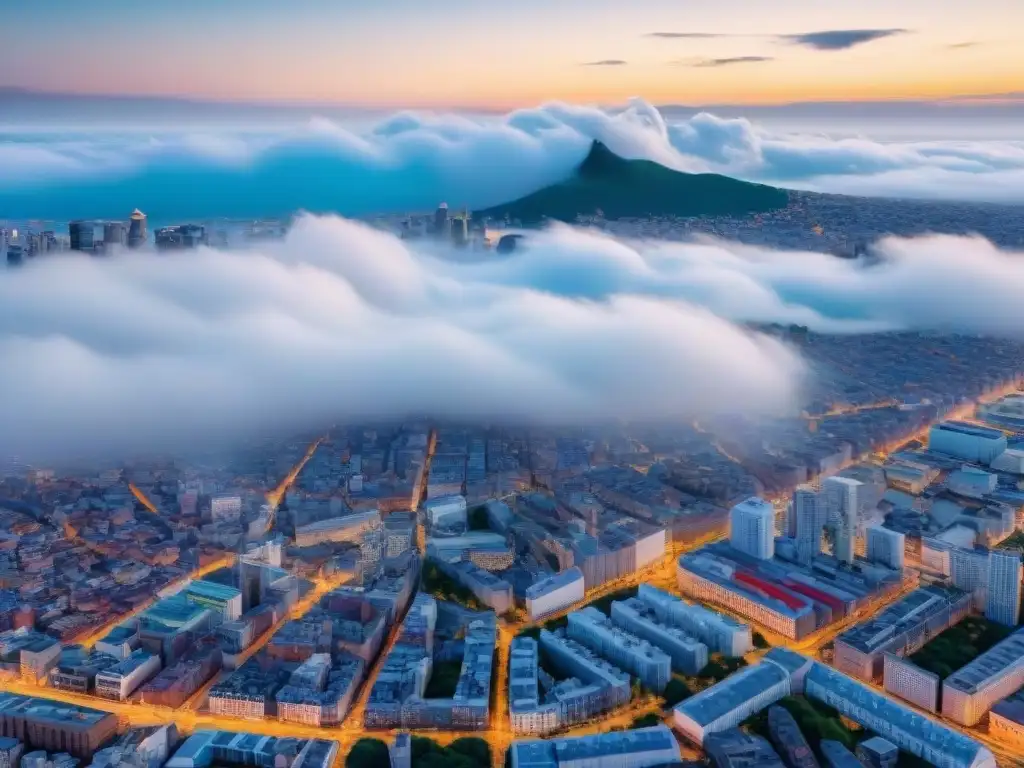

left=3, top=204, right=1024, bottom=768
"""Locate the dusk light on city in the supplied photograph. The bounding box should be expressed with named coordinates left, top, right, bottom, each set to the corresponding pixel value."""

left=2, top=3, right=1024, bottom=768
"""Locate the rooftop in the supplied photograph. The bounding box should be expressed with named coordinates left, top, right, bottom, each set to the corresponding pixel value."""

left=805, top=663, right=991, bottom=767
left=835, top=585, right=968, bottom=655
left=944, top=628, right=1024, bottom=695
left=932, top=421, right=1006, bottom=441
left=674, top=662, right=790, bottom=727
left=525, top=567, right=584, bottom=599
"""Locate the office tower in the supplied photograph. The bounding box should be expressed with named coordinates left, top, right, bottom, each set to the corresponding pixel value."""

left=986, top=549, right=1022, bottom=626
left=793, top=485, right=821, bottom=564
left=103, top=222, right=128, bottom=249
left=69, top=220, right=95, bottom=251
left=866, top=525, right=905, bottom=570
left=433, top=203, right=450, bottom=239
left=451, top=212, right=469, bottom=246
left=729, top=497, right=775, bottom=560
left=822, top=477, right=861, bottom=564
left=128, top=209, right=147, bottom=248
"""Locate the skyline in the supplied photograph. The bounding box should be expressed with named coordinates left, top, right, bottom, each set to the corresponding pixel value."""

left=2, top=1, right=1023, bottom=109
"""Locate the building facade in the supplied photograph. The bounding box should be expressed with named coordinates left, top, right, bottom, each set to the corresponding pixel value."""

left=729, top=498, right=775, bottom=561
left=985, top=549, right=1022, bottom=626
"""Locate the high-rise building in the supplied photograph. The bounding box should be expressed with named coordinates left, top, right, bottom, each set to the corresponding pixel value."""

left=793, top=485, right=821, bottom=564
left=866, top=525, right=905, bottom=570
left=128, top=209, right=147, bottom=248
left=729, top=497, right=775, bottom=561
left=433, top=203, right=450, bottom=239
left=103, top=222, right=128, bottom=249
left=822, top=477, right=861, bottom=564
left=69, top=221, right=95, bottom=252
left=986, top=549, right=1022, bottom=626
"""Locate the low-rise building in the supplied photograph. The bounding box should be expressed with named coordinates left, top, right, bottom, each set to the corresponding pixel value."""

left=636, top=584, right=751, bottom=657
left=833, top=585, right=970, bottom=681
left=509, top=725, right=681, bottom=768
left=766, top=705, right=819, bottom=768
left=988, top=688, right=1024, bottom=748
left=673, top=661, right=792, bottom=745
left=94, top=649, right=161, bottom=701
left=883, top=653, right=939, bottom=712
left=705, top=729, right=785, bottom=768
left=804, top=661, right=996, bottom=768
left=610, top=597, right=708, bottom=675
left=525, top=568, right=584, bottom=621
left=942, top=627, right=1024, bottom=726
left=0, top=693, right=118, bottom=761
left=567, top=608, right=671, bottom=693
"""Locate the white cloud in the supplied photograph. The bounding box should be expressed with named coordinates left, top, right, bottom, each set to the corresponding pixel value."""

left=0, top=215, right=805, bottom=462
left=4, top=100, right=1023, bottom=222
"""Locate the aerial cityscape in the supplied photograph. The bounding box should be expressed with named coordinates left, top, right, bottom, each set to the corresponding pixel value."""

left=3, top=2, right=1024, bottom=768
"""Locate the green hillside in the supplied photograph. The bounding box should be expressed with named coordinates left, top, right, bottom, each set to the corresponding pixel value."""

left=475, top=141, right=788, bottom=223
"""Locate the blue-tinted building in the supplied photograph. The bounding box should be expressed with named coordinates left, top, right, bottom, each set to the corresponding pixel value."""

left=804, top=662, right=996, bottom=768
left=509, top=725, right=681, bottom=768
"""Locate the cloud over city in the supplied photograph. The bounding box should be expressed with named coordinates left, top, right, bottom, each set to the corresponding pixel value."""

left=0, top=216, right=807, bottom=462
left=1, top=99, right=1023, bottom=222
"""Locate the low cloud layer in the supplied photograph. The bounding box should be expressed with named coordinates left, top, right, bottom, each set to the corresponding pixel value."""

left=6, top=217, right=1024, bottom=463
left=0, top=216, right=806, bottom=462
left=1, top=99, right=1023, bottom=221
left=504, top=226, right=1024, bottom=338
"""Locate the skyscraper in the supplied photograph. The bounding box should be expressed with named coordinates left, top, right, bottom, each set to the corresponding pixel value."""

left=729, top=497, right=775, bottom=561
left=986, top=549, right=1022, bottom=626
left=433, top=203, right=450, bottom=240
left=128, top=209, right=147, bottom=248
left=793, top=485, right=821, bottom=564
left=823, top=477, right=861, bottom=564
left=69, top=221, right=95, bottom=252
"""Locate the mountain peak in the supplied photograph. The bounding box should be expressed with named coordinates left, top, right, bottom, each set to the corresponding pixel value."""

left=578, top=141, right=631, bottom=178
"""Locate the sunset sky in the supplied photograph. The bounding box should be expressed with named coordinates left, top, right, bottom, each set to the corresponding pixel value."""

left=2, top=0, right=1022, bottom=108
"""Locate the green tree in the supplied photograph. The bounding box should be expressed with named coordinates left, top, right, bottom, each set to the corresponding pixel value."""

left=632, top=713, right=662, bottom=728
left=752, top=631, right=770, bottom=649
left=450, top=738, right=491, bottom=767
left=662, top=678, right=691, bottom=708
left=346, top=739, right=390, bottom=768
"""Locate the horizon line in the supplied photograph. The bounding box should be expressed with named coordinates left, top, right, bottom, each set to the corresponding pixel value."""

left=2, top=84, right=1024, bottom=113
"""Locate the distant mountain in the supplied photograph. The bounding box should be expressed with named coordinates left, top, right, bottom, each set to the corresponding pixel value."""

left=474, top=141, right=789, bottom=224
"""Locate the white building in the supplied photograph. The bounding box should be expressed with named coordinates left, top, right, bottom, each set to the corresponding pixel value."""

left=729, top=497, right=775, bottom=561
left=637, top=584, right=751, bottom=657
left=510, top=725, right=682, bottom=768
left=985, top=549, right=1022, bottom=626
left=823, top=477, right=861, bottom=564
left=793, top=485, right=822, bottom=564
left=883, top=653, right=940, bottom=712
left=929, top=422, right=1007, bottom=466
left=673, top=661, right=791, bottom=744
left=942, top=628, right=1024, bottom=726
left=866, top=525, right=905, bottom=570
left=525, top=568, right=585, bottom=621
left=94, top=650, right=161, bottom=701
left=568, top=608, right=672, bottom=693
left=423, top=494, right=467, bottom=529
